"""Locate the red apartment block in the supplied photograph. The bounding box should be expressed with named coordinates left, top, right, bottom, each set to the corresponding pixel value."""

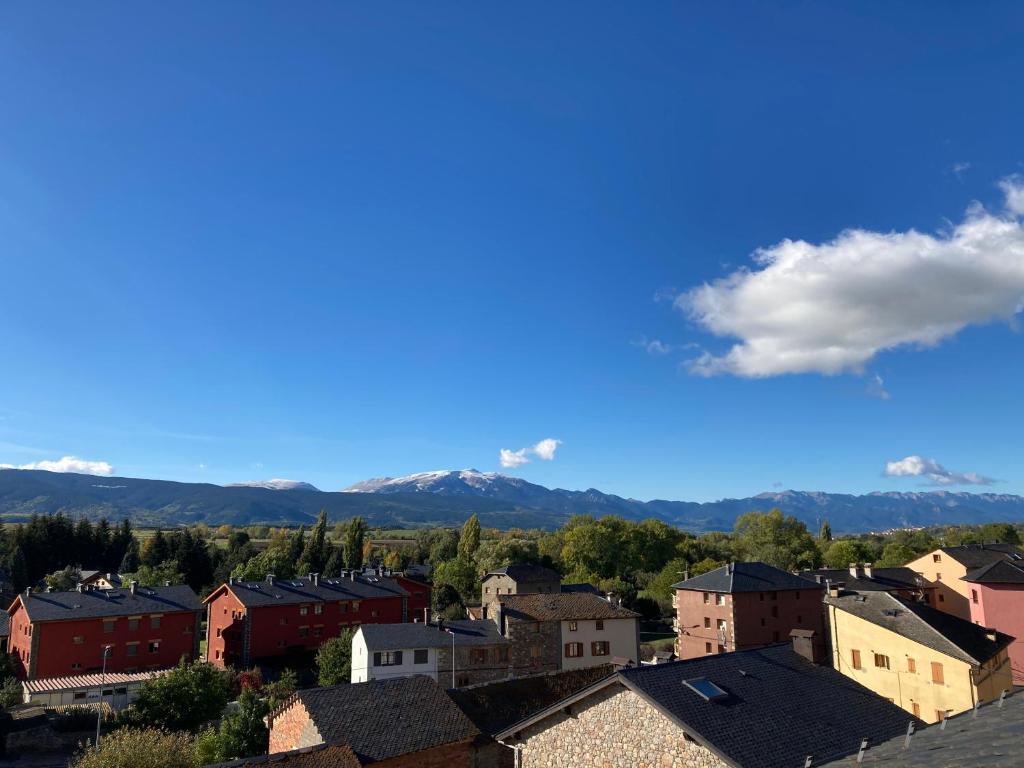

left=205, top=569, right=422, bottom=668
left=673, top=562, right=825, bottom=660
left=963, top=558, right=1024, bottom=684
left=7, top=583, right=201, bottom=680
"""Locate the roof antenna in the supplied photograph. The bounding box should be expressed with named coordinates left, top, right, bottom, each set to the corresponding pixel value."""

left=855, top=738, right=869, bottom=764
left=804, top=756, right=813, bottom=768
left=902, top=721, right=915, bottom=750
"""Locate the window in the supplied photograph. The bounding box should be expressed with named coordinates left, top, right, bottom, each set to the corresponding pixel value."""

left=705, top=642, right=712, bottom=654
left=73, top=635, right=85, bottom=645
left=907, top=658, right=916, bottom=673
left=414, top=648, right=429, bottom=665
left=150, top=616, right=161, bottom=629
left=717, top=644, right=726, bottom=653
left=315, top=604, right=323, bottom=614
left=496, top=646, right=510, bottom=663
left=339, top=602, right=349, bottom=614
left=935, top=710, right=946, bottom=722
left=703, top=592, right=710, bottom=604
left=874, top=653, right=890, bottom=670
left=716, top=619, right=727, bottom=632
left=529, top=644, right=542, bottom=659
left=216, top=627, right=222, bottom=637
left=299, top=606, right=309, bottom=616
left=933, top=554, right=941, bottom=563
left=313, top=626, right=323, bottom=637
left=851, top=649, right=862, bottom=670
left=128, top=617, right=140, bottom=631
left=931, top=662, right=944, bottom=684
left=568, top=621, right=578, bottom=631
left=704, top=617, right=711, bottom=628
left=935, top=573, right=942, bottom=582
left=127, top=643, right=138, bottom=657
left=771, top=631, right=780, bottom=643
left=760, top=618, right=766, bottom=627
left=215, top=650, right=221, bottom=660
left=759, top=593, right=764, bottom=601
left=771, top=606, right=778, bottom=618
left=148, top=641, right=160, bottom=654
left=912, top=702, right=921, bottom=718
left=485, top=587, right=490, bottom=594
left=370, top=610, right=379, bottom=618
left=373, top=651, right=403, bottom=667
left=797, top=615, right=802, bottom=623
left=971, top=589, right=979, bottom=604
left=103, top=620, right=115, bottom=634
left=591, top=641, right=610, bottom=657
left=596, top=620, right=604, bottom=631
left=795, top=591, right=801, bottom=600
left=770, top=592, right=777, bottom=601
left=715, top=594, right=726, bottom=606
left=939, top=594, right=945, bottom=603
left=298, top=626, right=309, bottom=638
left=471, top=648, right=487, bottom=664
left=73, top=691, right=86, bottom=700
left=352, top=602, right=360, bottom=611
left=184, top=624, right=192, bottom=634
left=71, top=663, right=82, bottom=671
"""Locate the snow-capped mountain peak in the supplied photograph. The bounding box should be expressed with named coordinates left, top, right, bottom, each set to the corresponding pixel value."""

left=342, top=469, right=521, bottom=495
left=227, top=479, right=321, bottom=492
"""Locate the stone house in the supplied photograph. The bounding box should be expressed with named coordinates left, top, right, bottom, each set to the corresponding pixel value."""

left=494, top=643, right=918, bottom=768
left=480, top=565, right=561, bottom=613
left=351, top=618, right=512, bottom=687
left=492, top=592, right=640, bottom=673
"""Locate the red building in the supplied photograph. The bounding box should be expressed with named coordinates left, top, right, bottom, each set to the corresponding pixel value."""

left=7, top=583, right=202, bottom=680
left=205, top=569, right=422, bottom=669
left=963, top=558, right=1024, bottom=684
left=673, top=562, right=825, bottom=660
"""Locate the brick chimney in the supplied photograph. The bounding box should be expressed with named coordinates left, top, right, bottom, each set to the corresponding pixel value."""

left=827, top=582, right=845, bottom=598
left=849, top=563, right=864, bottom=579
left=266, top=573, right=276, bottom=585
left=863, top=563, right=873, bottom=578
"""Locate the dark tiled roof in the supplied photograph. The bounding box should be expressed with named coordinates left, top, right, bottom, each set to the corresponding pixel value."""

left=825, top=591, right=1013, bottom=665
left=286, top=676, right=479, bottom=762
left=800, top=567, right=929, bottom=592
left=672, top=562, right=823, bottom=593
left=820, top=690, right=1024, bottom=766
left=449, top=665, right=614, bottom=735
left=962, top=558, right=1024, bottom=584
left=560, top=582, right=600, bottom=594
left=618, top=645, right=918, bottom=768
left=499, top=592, right=639, bottom=622
left=12, top=585, right=201, bottom=622
left=218, top=575, right=407, bottom=608
left=0, top=611, right=9, bottom=636
left=484, top=564, right=561, bottom=582
left=211, top=744, right=363, bottom=768
left=357, top=620, right=508, bottom=651
left=937, top=543, right=1024, bottom=569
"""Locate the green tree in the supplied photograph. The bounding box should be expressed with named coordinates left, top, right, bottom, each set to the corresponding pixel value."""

left=121, top=560, right=184, bottom=588
left=263, top=669, right=297, bottom=711
left=141, top=529, right=170, bottom=568
left=819, top=520, right=833, bottom=543
left=875, top=541, right=918, bottom=567
left=288, top=526, right=306, bottom=565
left=646, top=558, right=691, bottom=602
left=298, top=510, right=331, bottom=575
left=733, top=509, right=821, bottom=570
left=72, top=728, right=199, bottom=768
left=316, top=631, right=355, bottom=686
left=44, top=565, right=82, bottom=591
left=118, top=537, right=141, bottom=574
left=457, top=514, right=481, bottom=562
left=431, top=557, right=478, bottom=605
left=130, top=661, right=234, bottom=733
left=216, top=688, right=270, bottom=760
left=978, top=523, right=1022, bottom=546
left=343, top=517, right=368, bottom=570
left=822, top=539, right=870, bottom=569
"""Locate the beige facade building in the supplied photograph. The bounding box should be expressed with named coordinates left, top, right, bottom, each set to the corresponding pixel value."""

left=905, top=543, right=1023, bottom=620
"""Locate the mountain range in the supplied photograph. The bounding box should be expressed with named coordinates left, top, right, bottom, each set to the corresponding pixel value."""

left=2, top=467, right=1024, bottom=534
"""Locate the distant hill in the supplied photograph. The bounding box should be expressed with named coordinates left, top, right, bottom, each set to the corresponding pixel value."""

left=2, top=467, right=1024, bottom=533
left=226, top=479, right=321, bottom=492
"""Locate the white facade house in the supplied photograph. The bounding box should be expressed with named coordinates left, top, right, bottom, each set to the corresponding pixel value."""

left=557, top=615, right=640, bottom=671
left=352, top=620, right=512, bottom=687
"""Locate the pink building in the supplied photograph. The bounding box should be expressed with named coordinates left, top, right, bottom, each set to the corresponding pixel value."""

left=963, top=558, right=1024, bottom=684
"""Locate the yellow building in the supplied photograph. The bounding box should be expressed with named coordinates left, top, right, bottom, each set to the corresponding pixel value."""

left=825, top=589, right=1013, bottom=724
left=905, top=544, right=1023, bottom=620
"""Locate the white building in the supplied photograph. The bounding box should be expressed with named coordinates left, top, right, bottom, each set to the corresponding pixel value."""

left=22, top=669, right=168, bottom=710
left=352, top=619, right=512, bottom=688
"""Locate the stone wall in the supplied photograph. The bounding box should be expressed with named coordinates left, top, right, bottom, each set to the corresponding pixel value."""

left=268, top=698, right=323, bottom=754
left=514, top=682, right=727, bottom=768
left=505, top=617, right=560, bottom=675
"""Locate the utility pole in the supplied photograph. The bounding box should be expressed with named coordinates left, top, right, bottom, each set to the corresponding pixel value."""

left=95, top=645, right=112, bottom=749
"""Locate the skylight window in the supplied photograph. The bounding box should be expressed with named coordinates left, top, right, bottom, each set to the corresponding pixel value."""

left=683, top=677, right=729, bottom=702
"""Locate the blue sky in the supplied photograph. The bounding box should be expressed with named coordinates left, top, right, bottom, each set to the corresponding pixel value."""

left=2, top=3, right=1023, bottom=501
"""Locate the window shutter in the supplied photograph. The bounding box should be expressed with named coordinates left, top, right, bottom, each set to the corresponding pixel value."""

left=373, top=652, right=381, bottom=667
left=394, top=650, right=403, bottom=665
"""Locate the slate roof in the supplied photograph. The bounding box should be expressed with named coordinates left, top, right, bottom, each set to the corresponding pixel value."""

left=499, top=592, right=639, bottom=622
left=0, top=612, right=9, bottom=637
left=825, top=591, right=1013, bottom=665
left=279, top=676, right=479, bottom=762
left=11, top=584, right=201, bottom=622
left=448, top=665, right=614, bottom=735
left=498, top=645, right=916, bottom=768
left=672, top=562, right=822, bottom=593
left=936, top=543, right=1024, bottom=569
left=800, top=567, right=929, bottom=593
left=962, top=558, right=1024, bottom=584
left=357, top=619, right=508, bottom=651
left=820, top=690, right=1024, bottom=767
left=213, top=575, right=407, bottom=608
left=484, top=564, right=561, bottom=583
left=210, top=744, right=363, bottom=768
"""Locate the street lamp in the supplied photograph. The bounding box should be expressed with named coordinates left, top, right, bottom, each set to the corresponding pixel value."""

left=444, top=627, right=456, bottom=689
left=95, top=645, right=112, bottom=750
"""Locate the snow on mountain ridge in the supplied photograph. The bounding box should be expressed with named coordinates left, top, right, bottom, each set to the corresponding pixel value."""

left=227, top=479, right=321, bottom=492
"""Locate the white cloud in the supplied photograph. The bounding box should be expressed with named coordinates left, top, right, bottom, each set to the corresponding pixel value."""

left=677, top=178, right=1024, bottom=377
left=951, top=161, right=971, bottom=180
left=0, top=455, right=114, bottom=476
left=884, top=455, right=995, bottom=486
left=499, top=438, right=562, bottom=469
left=867, top=373, right=891, bottom=400
left=632, top=337, right=672, bottom=356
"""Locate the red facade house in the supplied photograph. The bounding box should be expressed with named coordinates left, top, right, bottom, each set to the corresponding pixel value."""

left=205, top=569, right=417, bottom=669
left=963, top=557, right=1024, bottom=684
left=7, top=583, right=202, bottom=680
left=673, top=562, right=825, bottom=660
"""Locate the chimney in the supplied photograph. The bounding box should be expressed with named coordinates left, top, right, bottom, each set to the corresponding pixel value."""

left=229, top=576, right=235, bottom=586
left=350, top=569, right=357, bottom=581
left=863, top=563, right=873, bottom=579
left=986, top=629, right=998, bottom=642
left=376, top=565, right=384, bottom=578
left=605, top=592, right=615, bottom=604
left=129, top=580, right=138, bottom=596
left=481, top=604, right=488, bottom=621
left=424, top=607, right=432, bottom=625
left=266, top=573, right=275, bottom=585
left=494, top=602, right=505, bottom=635
left=790, top=629, right=823, bottom=664
left=727, top=562, right=735, bottom=575
left=849, top=563, right=864, bottom=579
left=310, top=573, right=320, bottom=587
left=164, top=580, right=171, bottom=587
left=25, top=586, right=33, bottom=596
left=814, top=574, right=823, bottom=584
left=106, top=573, right=113, bottom=581
left=827, top=582, right=845, bottom=598
left=75, top=583, right=83, bottom=593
